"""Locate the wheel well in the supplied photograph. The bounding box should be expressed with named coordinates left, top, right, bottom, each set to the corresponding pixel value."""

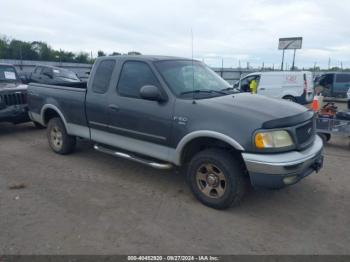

left=181, top=137, right=244, bottom=165
left=43, top=108, right=60, bottom=125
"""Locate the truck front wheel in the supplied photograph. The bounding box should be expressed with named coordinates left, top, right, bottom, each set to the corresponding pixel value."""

left=47, top=117, right=76, bottom=154
left=187, top=149, right=247, bottom=209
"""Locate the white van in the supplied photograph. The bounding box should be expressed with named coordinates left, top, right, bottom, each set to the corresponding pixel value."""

left=235, top=71, right=314, bottom=104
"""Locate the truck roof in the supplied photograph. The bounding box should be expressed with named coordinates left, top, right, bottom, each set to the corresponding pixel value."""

left=97, top=55, right=193, bottom=62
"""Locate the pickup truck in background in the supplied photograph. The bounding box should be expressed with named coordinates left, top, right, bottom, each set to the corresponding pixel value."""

left=30, top=65, right=81, bottom=85
left=0, top=63, right=30, bottom=124
left=28, top=56, right=324, bottom=209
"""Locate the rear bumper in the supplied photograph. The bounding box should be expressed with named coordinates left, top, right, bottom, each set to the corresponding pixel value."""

left=0, top=105, right=30, bottom=123
left=242, top=135, right=323, bottom=189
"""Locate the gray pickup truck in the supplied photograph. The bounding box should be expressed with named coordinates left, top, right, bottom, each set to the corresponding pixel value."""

left=28, top=56, right=324, bottom=209
left=0, top=63, right=30, bottom=124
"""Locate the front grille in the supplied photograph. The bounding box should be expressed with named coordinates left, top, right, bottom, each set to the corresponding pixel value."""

left=296, top=120, right=314, bottom=145
left=0, top=92, right=27, bottom=106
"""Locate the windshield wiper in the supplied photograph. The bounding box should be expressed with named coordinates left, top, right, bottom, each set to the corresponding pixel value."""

left=221, top=87, right=239, bottom=92
left=180, top=89, right=227, bottom=96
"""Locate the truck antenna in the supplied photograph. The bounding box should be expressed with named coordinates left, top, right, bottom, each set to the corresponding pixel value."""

left=191, top=29, right=196, bottom=104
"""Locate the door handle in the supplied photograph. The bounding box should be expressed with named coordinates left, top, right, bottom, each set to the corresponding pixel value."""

left=108, top=104, right=120, bottom=111
left=259, top=88, right=265, bottom=90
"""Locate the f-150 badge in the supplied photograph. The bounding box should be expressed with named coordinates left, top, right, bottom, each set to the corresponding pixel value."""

left=174, top=116, right=188, bottom=125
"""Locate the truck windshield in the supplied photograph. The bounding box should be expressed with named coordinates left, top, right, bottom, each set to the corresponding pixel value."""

left=154, top=60, right=231, bottom=98
left=52, top=68, right=80, bottom=81
left=0, top=65, right=19, bottom=83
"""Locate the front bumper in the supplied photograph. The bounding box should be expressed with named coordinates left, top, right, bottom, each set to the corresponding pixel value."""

left=0, top=104, right=30, bottom=124
left=242, top=135, right=324, bottom=189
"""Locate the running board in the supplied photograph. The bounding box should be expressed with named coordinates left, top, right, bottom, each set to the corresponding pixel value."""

left=93, top=144, right=173, bottom=170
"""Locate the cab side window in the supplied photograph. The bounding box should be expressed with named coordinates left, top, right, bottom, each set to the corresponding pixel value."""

left=336, top=74, right=350, bottom=83
left=117, top=61, right=160, bottom=98
left=34, top=67, right=42, bottom=74
left=319, top=74, right=333, bottom=87
left=42, top=67, right=53, bottom=77
left=92, top=60, right=116, bottom=94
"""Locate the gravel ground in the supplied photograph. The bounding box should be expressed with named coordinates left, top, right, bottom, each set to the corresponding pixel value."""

left=0, top=122, right=349, bottom=255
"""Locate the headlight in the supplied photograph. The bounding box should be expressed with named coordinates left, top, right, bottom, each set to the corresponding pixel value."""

left=255, top=130, right=293, bottom=149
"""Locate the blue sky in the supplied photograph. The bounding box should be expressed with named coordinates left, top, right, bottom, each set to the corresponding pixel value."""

left=1, top=0, right=350, bottom=68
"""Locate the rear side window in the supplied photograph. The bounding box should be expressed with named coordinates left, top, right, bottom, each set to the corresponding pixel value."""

left=319, top=74, right=333, bottom=86
left=117, top=61, right=159, bottom=98
left=42, top=67, right=52, bottom=75
left=34, top=67, right=42, bottom=74
left=92, top=60, right=116, bottom=94
left=335, top=74, right=350, bottom=83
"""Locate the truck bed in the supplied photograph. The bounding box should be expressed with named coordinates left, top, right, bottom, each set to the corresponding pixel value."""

left=27, top=82, right=88, bottom=132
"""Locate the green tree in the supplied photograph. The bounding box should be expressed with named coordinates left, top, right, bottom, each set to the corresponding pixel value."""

left=0, top=37, right=9, bottom=59
left=97, top=50, right=106, bottom=57
left=61, top=51, right=75, bottom=62
left=75, top=52, right=90, bottom=63
left=31, top=41, right=54, bottom=61
left=7, top=40, right=39, bottom=60
left=127, top=51, right=142, bottom=55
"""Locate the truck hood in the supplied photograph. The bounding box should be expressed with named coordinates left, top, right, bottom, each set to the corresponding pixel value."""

left=198, top=93, right=311, bottom=128
left=0, top=82, right=28, bottom=92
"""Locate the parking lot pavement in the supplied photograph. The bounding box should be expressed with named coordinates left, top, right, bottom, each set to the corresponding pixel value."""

left=0, top=122, right=349, bottom=255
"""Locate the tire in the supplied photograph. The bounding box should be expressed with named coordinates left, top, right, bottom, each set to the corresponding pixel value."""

left=283, top=95, right=297, bottom=102
left=47, top=117, right=76, bottom=154
left=33, top=122, right=45, bottom=129
left=187, top=148, right=247, bottom=209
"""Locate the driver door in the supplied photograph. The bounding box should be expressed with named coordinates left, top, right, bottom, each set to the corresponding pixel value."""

left=108, top=60, right=174, bottom=146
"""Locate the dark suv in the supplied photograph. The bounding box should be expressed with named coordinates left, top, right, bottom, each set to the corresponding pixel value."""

left=315, top=72, right=350, bottom=98
left=0, top=63, right=29, bottom=124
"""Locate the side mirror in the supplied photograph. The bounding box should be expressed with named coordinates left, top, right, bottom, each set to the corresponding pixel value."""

left=140, top=85, right=165, bottom=102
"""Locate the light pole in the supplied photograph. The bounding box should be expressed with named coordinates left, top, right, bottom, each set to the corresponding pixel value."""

left=291, top=49, right=296, bottom=70
left=281, top=49, right=285, bottom=71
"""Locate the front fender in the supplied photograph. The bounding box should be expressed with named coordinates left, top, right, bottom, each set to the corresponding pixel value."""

left=173, top=130, right=244, bottom=165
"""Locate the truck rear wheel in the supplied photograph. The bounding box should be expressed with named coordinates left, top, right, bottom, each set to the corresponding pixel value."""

left=187, top=149, right=246, bottom=209
left=47, top=117, right=76, bottom=154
